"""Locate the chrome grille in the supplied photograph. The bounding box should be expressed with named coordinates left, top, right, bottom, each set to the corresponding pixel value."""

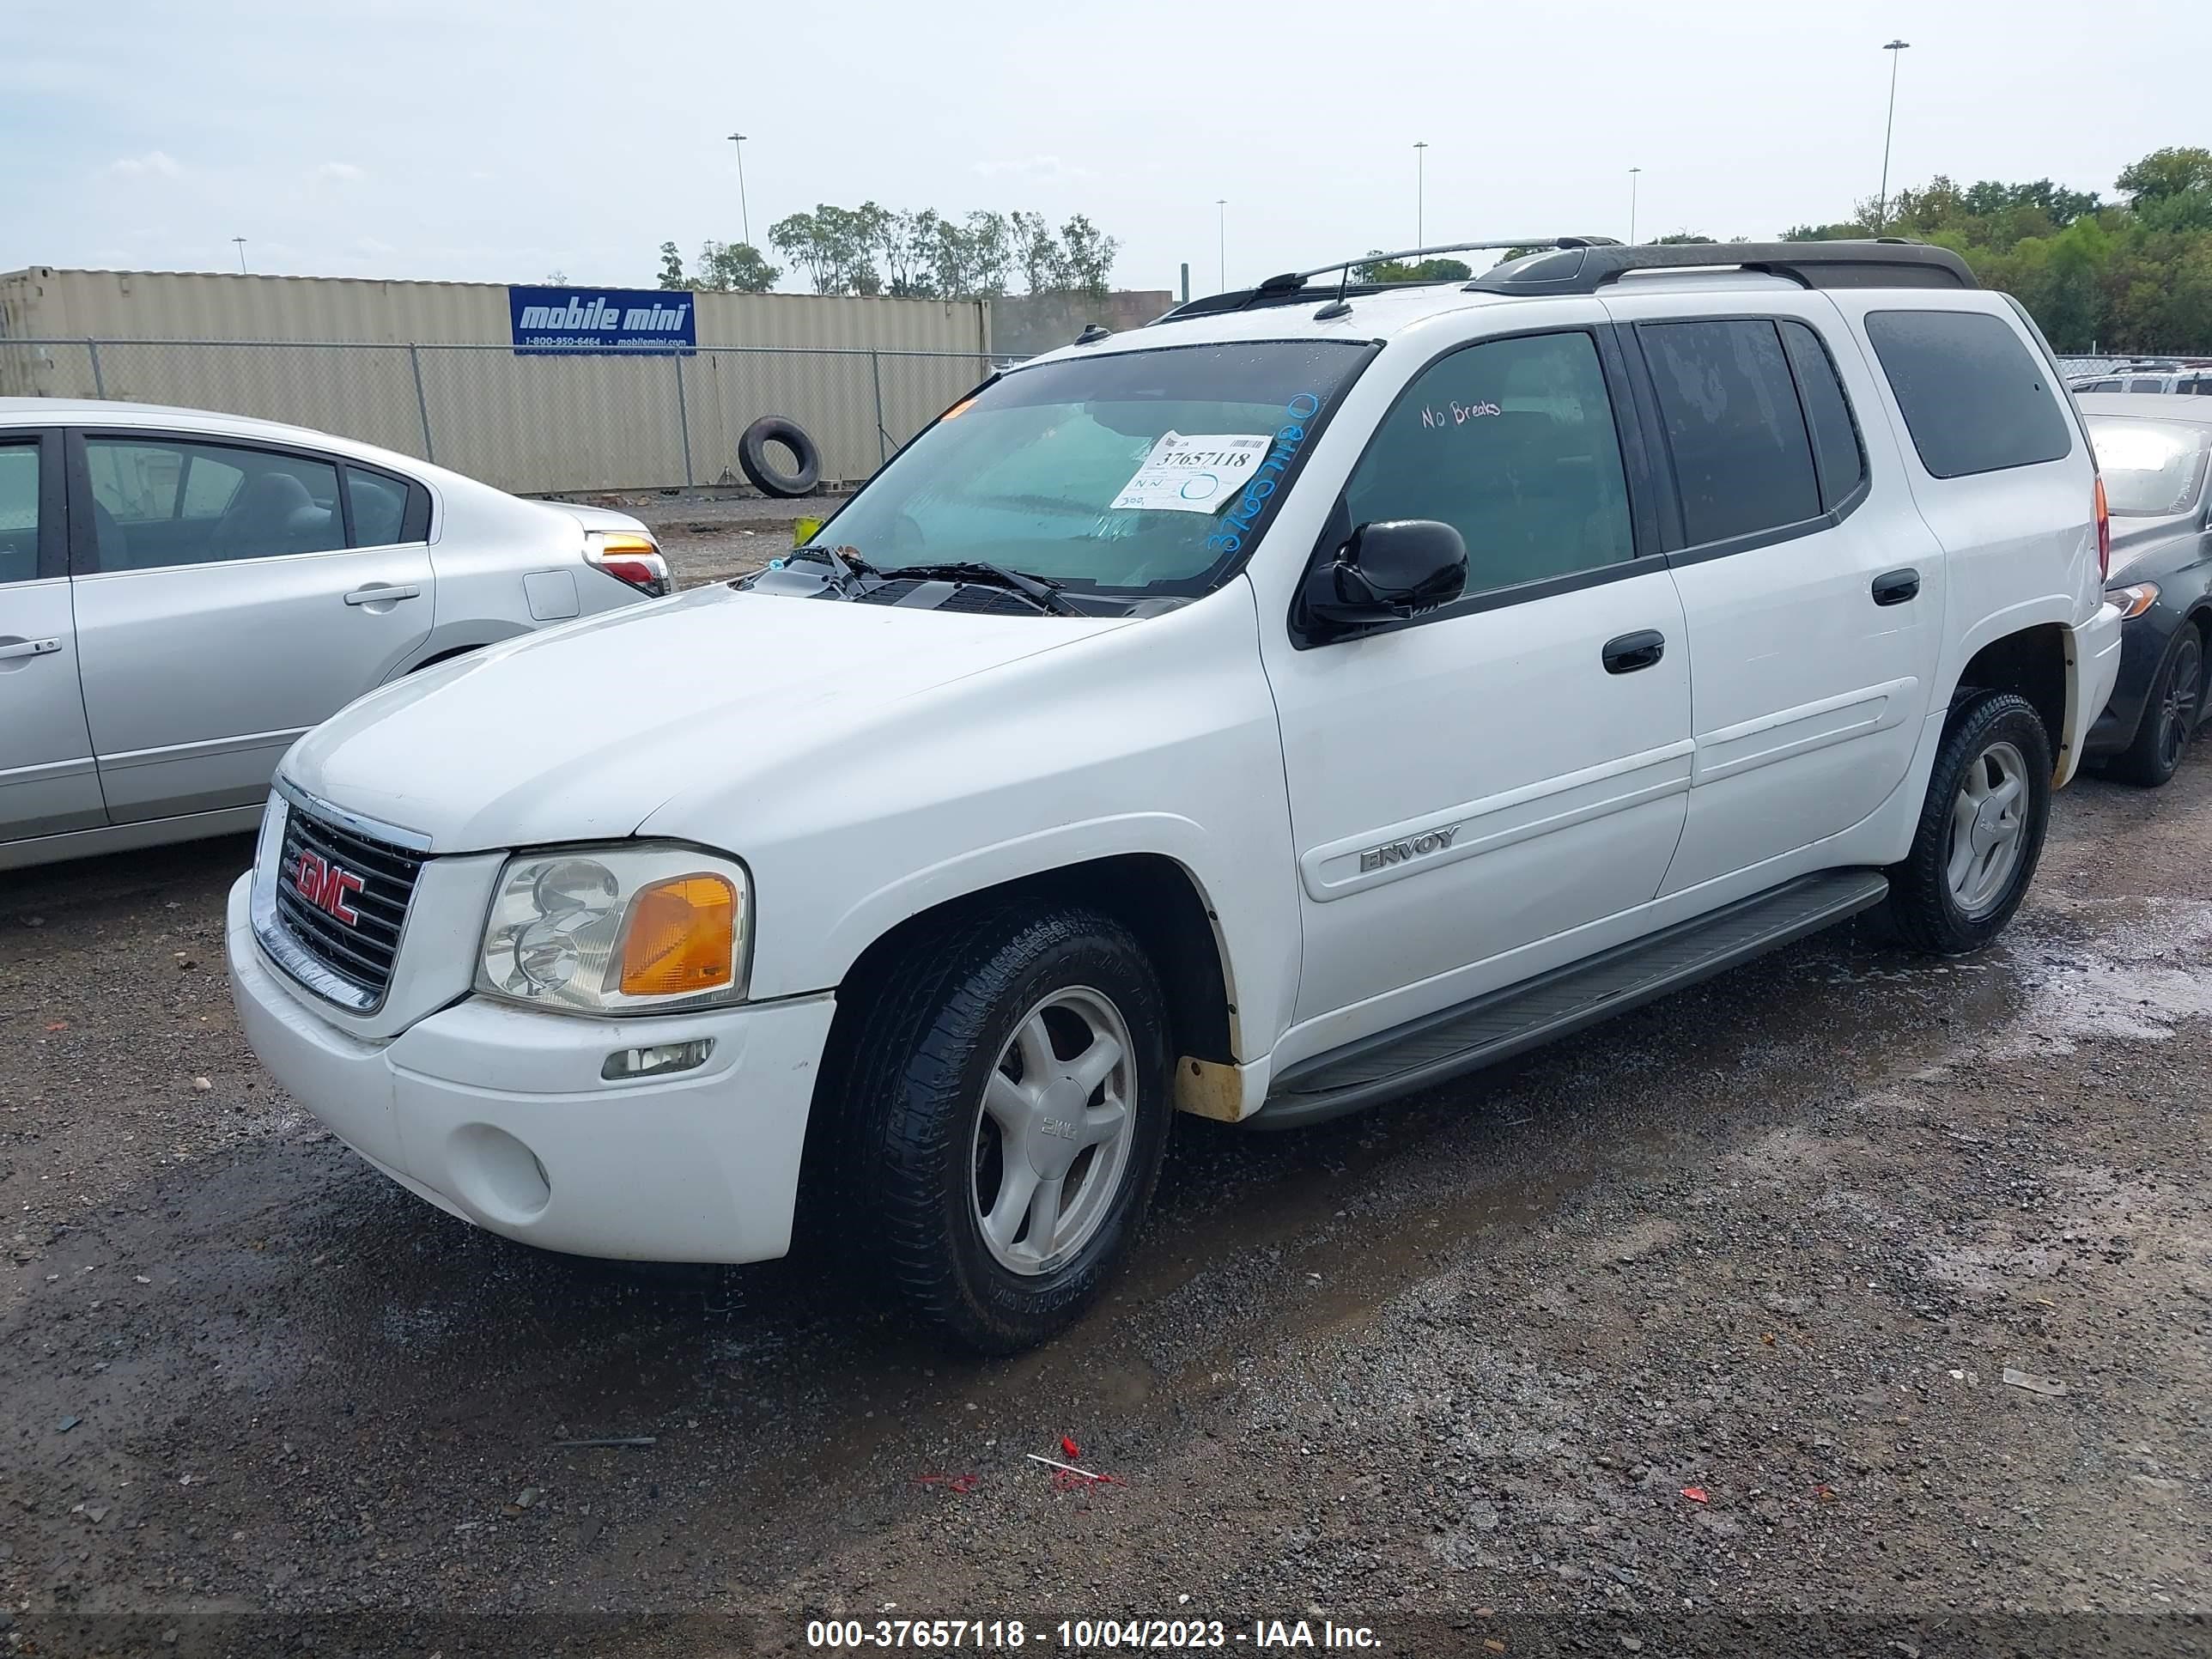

left=270, top=799, right=425, bottom=1001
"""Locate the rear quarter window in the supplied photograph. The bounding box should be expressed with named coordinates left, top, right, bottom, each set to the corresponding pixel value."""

left=1863, top=309, right=2073, bottom=479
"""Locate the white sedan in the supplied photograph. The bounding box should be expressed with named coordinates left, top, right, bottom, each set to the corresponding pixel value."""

left=0, top=398, right=670, bottom=870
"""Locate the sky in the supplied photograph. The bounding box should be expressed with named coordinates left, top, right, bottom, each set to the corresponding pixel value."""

left=5, top=0, right=2204, bottom=300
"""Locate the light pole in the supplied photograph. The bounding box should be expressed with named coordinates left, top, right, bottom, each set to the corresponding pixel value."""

left=1216, top=198, right=1227, bottom=289
left=231, top=236, right=247, bottom=274
left=1628, top=167, right=1642, bottom=244
left=1877, top=40, right=1911, bottom=231
left=1414, top=141, right=1428, bottom=246
left=726, top=131, right=751, bottom=247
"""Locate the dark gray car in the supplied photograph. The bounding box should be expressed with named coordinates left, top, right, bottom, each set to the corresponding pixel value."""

left=2080, top=394, right=2212, bottom=784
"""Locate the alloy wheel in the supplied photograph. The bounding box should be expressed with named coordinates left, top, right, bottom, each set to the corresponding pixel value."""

left=969, top=987, right=1137, bottom=1277
left=1944, top=738, right=2030, bottom=916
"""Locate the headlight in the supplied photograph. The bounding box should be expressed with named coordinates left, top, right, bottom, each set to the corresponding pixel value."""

left=2106, top=581, right=2160, bottom=620
left=476, top=842, right=750, bottom=1014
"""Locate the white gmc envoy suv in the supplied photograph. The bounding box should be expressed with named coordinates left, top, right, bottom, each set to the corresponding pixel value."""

left=229, top=239, right=2124, bottom=1352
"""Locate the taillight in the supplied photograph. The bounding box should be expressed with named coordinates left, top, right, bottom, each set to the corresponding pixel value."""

left=584, top=530, right=672, bottom=598
left=2094, top=476, right=2111, bottom=580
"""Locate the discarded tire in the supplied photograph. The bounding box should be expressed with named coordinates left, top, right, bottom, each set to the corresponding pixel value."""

left=738, top=416, right=823, bottom=498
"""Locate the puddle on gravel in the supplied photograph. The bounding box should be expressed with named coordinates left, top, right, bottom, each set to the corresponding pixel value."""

left=1986, top=895, right=2212, bottom=1057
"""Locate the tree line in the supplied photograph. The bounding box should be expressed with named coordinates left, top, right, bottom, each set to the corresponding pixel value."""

left=657, top=205, right=1120, bottom=301
left=640, top=148, right=2210, bottom=351
left=1784, top=147, right=2212, bottom=354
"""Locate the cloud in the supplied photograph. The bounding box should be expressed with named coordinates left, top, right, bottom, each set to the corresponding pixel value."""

left=970, top=155, right=1098, bottom=185
left=106, top=150, right=182, bottom=179
left=313, top=161, right=367, bottom=184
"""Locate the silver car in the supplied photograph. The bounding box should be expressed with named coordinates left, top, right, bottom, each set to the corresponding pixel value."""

left=0, top=399, right=668, bottom=870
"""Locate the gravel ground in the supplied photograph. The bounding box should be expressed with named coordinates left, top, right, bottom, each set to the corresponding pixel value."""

left=3, top=740, right=2210, bottom=1655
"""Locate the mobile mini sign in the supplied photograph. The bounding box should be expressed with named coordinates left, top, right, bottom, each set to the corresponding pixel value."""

left=507, top=287, right=696, bottom=355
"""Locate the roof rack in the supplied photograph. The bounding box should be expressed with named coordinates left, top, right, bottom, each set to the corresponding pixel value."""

left=1151, top=235, right=1620, bottom=324
left=1467, top=238, right=1975, bottom=296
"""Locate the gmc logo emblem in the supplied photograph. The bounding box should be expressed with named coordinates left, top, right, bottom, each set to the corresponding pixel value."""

left=292, top=850, right=365, bottom=925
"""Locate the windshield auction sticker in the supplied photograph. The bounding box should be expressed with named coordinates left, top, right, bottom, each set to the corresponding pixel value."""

left=1110, top=432, right=1273, bottom=514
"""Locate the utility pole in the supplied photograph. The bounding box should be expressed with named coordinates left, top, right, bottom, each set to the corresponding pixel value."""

left=1628, top=167, right=1642, bottom=244
left=1414, top=141, right=1429, bottom=246
left=231, top=236, right=247, bottom=274
left=1216, top=199, right=1227, bottom=290
left=1877, top=40, right=1911, bottom=231
left=726, top=132, right=751, bottom=246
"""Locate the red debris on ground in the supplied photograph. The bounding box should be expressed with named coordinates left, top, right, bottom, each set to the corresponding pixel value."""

left=1060, top=1436, right=1082, bottom=1460
left=1050, top=1468, right=1124, bottom=1492
left=1680, top=1486, right=1710, bottom=1504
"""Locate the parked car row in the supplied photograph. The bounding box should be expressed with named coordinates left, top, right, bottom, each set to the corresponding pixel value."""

left=2069, top=364, right=2212, bottom=396
left=0, top=401, right=669, bottom=870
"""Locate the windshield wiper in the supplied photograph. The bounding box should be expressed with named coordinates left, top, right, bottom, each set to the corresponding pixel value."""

left=872, top=561, right=1082, bottom=616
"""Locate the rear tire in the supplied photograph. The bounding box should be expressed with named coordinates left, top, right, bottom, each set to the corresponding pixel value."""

left=828, top=903, right=1172, bottom=1354
left=1885, top=691, right=2051, bottom=955
left=2111, top=626, right=2203, bottom=787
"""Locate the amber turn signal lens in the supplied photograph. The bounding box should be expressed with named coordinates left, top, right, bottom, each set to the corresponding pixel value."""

left=2106, top=581, right=2160, bottom=620
left=617, top=875, right=736, bottom=997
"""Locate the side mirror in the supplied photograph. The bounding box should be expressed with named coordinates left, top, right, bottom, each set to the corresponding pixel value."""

left=1303, top=519, right=1468, bottom=630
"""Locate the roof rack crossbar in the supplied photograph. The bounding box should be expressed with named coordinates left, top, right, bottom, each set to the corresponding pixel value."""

left=1152, top=235, right=1620, bottom=325
left=1256, top=235, right=1621, bottom=294
left=1465, top=238, right=1976, bottom=296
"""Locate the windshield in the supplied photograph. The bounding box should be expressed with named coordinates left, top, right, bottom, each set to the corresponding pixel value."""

left=2088, top=416, right=2212, bottom=516
left=812, top=339, right=1377, bottom=599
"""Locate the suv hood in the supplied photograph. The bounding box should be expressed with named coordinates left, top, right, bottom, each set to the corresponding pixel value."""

left=282, top=584, right=1128, bottom=851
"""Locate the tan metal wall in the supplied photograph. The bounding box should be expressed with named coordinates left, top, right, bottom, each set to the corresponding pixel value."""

left=0, top=267, right=989, bottom=352
left=0, top=269, right=993, bottom=494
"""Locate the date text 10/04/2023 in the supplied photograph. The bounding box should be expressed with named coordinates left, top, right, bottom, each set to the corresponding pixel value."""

left=804, top=1616, right=1382, bottom=1649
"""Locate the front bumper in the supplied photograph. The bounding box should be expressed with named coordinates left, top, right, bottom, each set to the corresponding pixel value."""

left=2083, top=603, right=2184, bottom=758
left=226, top=874, right=836, bottom=1262
left=2068, top=601, right=2127, bottom=777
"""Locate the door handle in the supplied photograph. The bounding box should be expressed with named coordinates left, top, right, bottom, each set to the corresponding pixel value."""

left=1871, top=568, right=1921, bottom=606
left=0, top=637, right=60, bottom=661
left=343, top=583, right=422, bottom=606
left=1601, top=629, right=1666, bottom=674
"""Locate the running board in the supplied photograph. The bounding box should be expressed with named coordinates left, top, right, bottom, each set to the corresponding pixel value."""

left=1253, top=869, right=1890, bottom=1129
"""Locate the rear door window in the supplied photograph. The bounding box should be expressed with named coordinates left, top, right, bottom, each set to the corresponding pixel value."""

left=83, top=437, right=346, bottom=572
left=1863, top=310, right=2074, bottom=478
left=1638, top=319, right=1822, bottom=545
left=345, top=466, right=410, bottom=546
left=0, top=441, right=40, bottom=586
left=1778, top=320, right=1867, bottom=510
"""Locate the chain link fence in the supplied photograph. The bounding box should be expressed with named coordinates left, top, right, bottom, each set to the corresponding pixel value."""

left=0, top=337, right=1005, bottom=496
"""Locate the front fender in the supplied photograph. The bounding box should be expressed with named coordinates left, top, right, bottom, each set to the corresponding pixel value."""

left=813, top=814, right=1255, bottom=1054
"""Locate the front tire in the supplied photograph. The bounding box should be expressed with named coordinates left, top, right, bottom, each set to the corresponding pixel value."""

left=2111, top=626, right=2203, bottom=787
left=831, top=904, right=1172, bottom=1354
left=1885, top=690, right=2051, bottom=955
